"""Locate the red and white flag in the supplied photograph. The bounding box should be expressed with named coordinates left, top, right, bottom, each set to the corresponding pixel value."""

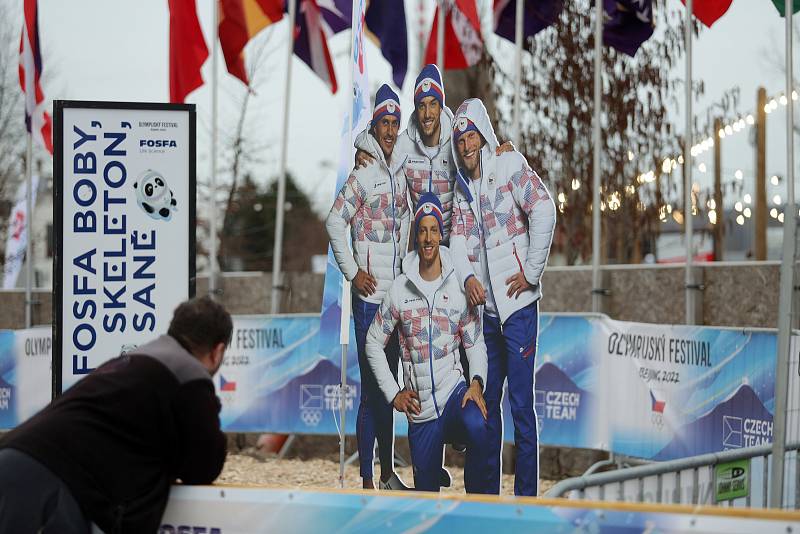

left=18, top=0, right=52, bottom=154
left=424, top=0, right=483, bottom=70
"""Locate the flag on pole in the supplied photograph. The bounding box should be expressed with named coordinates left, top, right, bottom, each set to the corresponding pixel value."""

left=424, top=0, right=483, bottom=71
left=168, top=0, right=209, bottom=103
left=3, top=176, right=39, bottom=289
left=680, top=0, right=733, bottom=28
left=493, top=0, right=563, bottom=43
left=365, top=0, right=408, bottom=88
left=770, top=0, right=800, bottom=15
left=603, top=0, right=655, bottom=57
left=18, top=0, right=52, bottom=154
left=291, top=0, right=351, bottom=93
left=218, top=0, right=284, bottom=86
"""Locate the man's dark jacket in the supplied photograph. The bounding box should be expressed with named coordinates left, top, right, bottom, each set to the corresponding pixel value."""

left=0, top=335, right=227, bottom=533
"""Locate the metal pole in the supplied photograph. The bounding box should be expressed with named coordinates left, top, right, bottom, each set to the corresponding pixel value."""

left=271, top=0, right=297, bottom=314
left=512, top=0, right=524, bottom=146
left=769, top=0, right=796, bottom=508
left=591, top=0, right=602, bottom=313
left=24, top=133, right=32, bottom=328
left=684, top=0, right=695, bottom=325
left=436, top=0, right=445, bottom=73
left=209, top=2, right=219, bottom=298
left=756, top=87, right=768, bottom=260
left=713, top=117, right=723, bottom=261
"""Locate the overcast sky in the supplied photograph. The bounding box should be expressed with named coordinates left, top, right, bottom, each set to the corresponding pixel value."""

left=30, top=0, right=800, bottom=217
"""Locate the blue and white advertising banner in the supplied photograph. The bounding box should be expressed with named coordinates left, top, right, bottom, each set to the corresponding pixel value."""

left=157, top=485, right=800, bottom=534
left=54, top=101, right=195, bottom=393
left=0, top=326, right=51, bottom=429
left=317, top=0, right=371, bottom=372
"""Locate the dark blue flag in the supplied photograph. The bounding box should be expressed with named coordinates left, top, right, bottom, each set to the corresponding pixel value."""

left=365, top=0, right=408, bottom=88
left=493, top=0, right=564, bottom=43
left=288, top=0, right=351, bottom=93
left=603, top=0, right=654, bottom=57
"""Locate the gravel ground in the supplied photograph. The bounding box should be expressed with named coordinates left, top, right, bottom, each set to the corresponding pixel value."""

left=218, top=453, right=555, bottom=495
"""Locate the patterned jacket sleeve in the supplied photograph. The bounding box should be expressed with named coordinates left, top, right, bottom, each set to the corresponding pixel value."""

left=325, top=172, right=364, bottom=281
left=449, top=194, right=477, bottom=288
left=509, top=157, right=556, bottom=287
left=398, top=193, right=411, bottom=261
left=365, top=285, right=402, bottom=404
left=459, top=304, right=487, bottom=392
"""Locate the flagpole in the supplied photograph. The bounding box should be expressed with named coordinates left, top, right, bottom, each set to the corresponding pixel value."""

left=684, top=0, right=695, bottom=325
left=512, top=0, right=523, bottom=145
left=209, top=0, right=219, bottom=298
left=340, top=0, right=358, bottom=489
left=271, top=0, right=297, bottom=314
left=769, top=0, right=796, bottom=508
left=24, top=131, right=33, bottom=328
left=436, top=0, right=445, bottom=72
left=591, top=0, right=602, bottom=313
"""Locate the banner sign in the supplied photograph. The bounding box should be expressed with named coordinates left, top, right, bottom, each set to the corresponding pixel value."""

left=158, top=485, right=800, bottom=533
left=53, top=101, right=196, bottom=393
left=0, top=326, right=51, bottom=429
left=5, top=313, right=799, bottom=464
left=714, top=458, right=750, bottom=502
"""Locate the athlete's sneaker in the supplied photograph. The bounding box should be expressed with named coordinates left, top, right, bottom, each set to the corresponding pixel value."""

left=451, top=443, right=467, bottom=453
left=439, top=467, right=452, bottom=488
left=379, top=473, right=410, bottom=491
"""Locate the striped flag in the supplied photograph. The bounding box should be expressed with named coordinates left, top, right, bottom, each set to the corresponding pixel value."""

left=365, top=0, right=408, bottom=88
left=291, top=0, right=351, bottom=94
left=219, top=0, right=283, bottom=86
left=18, top=0, right=52, bottom=154
left=424, top=0, right=483, bottom=71
left=493, top=0, right=563, bottom=44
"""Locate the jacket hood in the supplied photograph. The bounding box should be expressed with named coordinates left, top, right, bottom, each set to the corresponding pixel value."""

left=402, top=246, right=455, bottom=294
left=405, top=105, right=455, bottom=152
left=450, top=98, right=499, bottom=202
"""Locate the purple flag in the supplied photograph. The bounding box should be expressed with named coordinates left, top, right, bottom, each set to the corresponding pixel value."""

left=289, top=0, right=351, bottom=93
left=493, top=0, right=563, bottom=43
left=365, top=0, right=407, bottom=88
left=603, top=0, right=654, bottom=57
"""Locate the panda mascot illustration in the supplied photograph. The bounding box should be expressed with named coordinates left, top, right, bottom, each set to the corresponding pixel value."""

left=134, top=169, right=177, bottom=221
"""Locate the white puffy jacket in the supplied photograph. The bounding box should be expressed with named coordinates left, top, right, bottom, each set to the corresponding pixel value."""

left=450, top=98, right=557, bottom=323
left=365, top=247, right=487, bottom=424
left=326, top=132, right=410, bottom=304
left=356, top=106, right=457, bottom=243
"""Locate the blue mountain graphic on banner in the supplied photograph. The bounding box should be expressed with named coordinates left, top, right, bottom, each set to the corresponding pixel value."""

left=653, top=384, right=772, bottom=460
left=227, top=358, right=361, bottom=435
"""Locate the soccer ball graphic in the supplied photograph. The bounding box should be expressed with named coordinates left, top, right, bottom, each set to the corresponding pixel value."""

left=134, top=169, right=177, bottom=221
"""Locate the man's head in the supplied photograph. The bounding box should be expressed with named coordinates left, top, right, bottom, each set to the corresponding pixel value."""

left=454, top=116, right=483, bottom=179
left=371, top=84, right=401, bottom=161
left=167, top=296, right=233, bottom=375
left=415, top=192, right=444, bottom=264
left=414, top=65, right=444, bottom=144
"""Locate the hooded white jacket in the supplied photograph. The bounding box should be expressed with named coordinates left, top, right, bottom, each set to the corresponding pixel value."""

left=356, top=106, right=457, bottom=242
left=326, top=131, right=410, bottom=304
left=450, top=98, right=557, bottom=323
left=365, top=247, right=488, bottom=424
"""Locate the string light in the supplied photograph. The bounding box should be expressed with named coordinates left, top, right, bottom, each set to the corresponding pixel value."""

left=743, top=207, right=752, bottom=218
left=773, top=194, right=783, bottom=205
left=771, top=175, right=780, bottom=186
left=780, top=95, right=788, bottom=106
left=736, top=214, right=745, bottom=225
left=743, top=193, right=752, bottom=204
left=708, top=210, right=717, bottom=224
left=778, top=212, right=785, bottom=223
left=746, top=115, right=755, bottom=125
left=735, top=201, right=743, bottom=212
left=698, top=163, right=707, bottom=173
left=771, top=208, right=778, bottom=218
left=735, top=169, right=743, bottom=180
left=571, top=178, right=581, bottom=190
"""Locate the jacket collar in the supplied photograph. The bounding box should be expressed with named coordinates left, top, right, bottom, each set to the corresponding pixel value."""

left=402, top=246, right=455, bottom=298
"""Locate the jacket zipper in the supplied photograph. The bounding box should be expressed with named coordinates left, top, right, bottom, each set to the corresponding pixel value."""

left=391, top=166, right=397, bottom=275
left=428, top=288, right=441, bottom=418
left=367, top=247, right=371, bottom=276
left=512, top=242, right=523, bottom=272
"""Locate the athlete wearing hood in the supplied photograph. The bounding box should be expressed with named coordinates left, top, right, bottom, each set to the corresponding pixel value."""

left=325, top=84, right=410, bottom=491
left=450, top=98, right=556, bottom=496
left=365, top=193, right=491, bottom=494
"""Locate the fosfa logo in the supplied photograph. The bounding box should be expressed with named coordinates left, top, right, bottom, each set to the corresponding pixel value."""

left=140, top=139, right=177, bottom=148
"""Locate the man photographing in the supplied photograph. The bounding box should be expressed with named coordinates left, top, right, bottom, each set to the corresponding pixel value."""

left=365, top=193, right=491, bottom=494
left=0, top=296, right=231, bottom=533
left=450, top=99, right=556, bottom=496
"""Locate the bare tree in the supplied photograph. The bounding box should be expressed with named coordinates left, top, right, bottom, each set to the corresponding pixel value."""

left=492, top=0, right=702, bottom=264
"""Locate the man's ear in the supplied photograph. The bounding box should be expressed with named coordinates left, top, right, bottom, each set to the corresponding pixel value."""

left=207, top=342, right=225, bottom=374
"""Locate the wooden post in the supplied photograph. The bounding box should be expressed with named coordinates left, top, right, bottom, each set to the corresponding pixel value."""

left=755, top=87, right=767, bottom=260
left=713, top=117, right=723, bottom=261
